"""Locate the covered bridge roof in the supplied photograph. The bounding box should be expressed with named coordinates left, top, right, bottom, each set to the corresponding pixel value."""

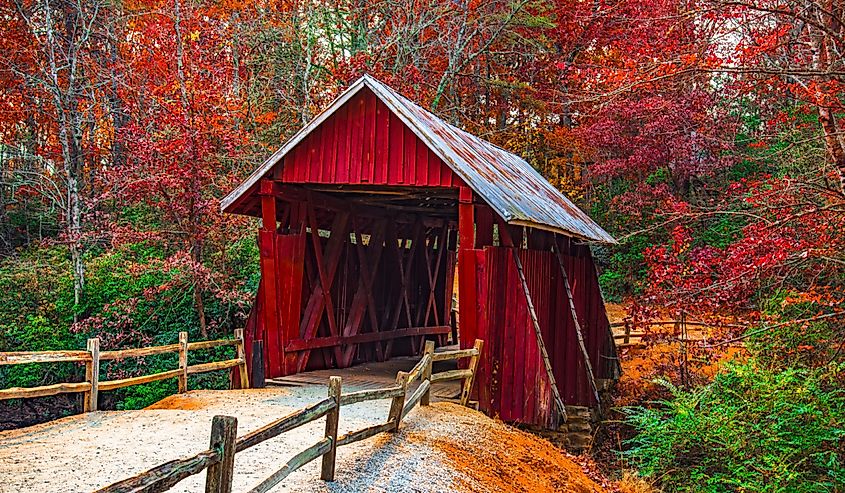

left=221, top=75, right=615, bottom=244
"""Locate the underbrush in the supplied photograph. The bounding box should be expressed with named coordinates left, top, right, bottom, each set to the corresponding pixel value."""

left=0, top=241, right=258, bottom=425
left=624, top=360, right=845, bottom=492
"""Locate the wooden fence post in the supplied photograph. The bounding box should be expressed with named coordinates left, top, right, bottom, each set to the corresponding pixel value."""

left=460, top=339, right=483, bottom=407
left=252, top=340, right=265, bottom=388
left=234, top=329, right=249, bottom=389
left=205, top=415, right=238, bottom=493
left=321, top=376, right=342, bottom=481
left=421, top=341, right=435, bottom=406
left=178, top=332, right=188, bottom=393
left=623, top=319, right=631, bottom=345
left=84, top=338, right=100, bottom=412
left=387, top=371, right=409, bottom=431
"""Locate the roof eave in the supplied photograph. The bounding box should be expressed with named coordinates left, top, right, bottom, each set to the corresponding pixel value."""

left=507, top=219, right=618, bottom=244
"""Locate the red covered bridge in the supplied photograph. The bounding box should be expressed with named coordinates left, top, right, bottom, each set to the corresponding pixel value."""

left=221, top=75, right=620, bottom=429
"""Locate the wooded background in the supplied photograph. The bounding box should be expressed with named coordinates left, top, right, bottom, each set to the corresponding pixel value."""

left=1, top=0, right=843, bottom=489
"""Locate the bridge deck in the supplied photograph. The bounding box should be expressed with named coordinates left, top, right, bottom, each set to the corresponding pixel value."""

left=267, top=356, right=462, bottom=400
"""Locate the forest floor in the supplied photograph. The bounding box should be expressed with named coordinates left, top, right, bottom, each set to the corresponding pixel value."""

left=605, top=303, right=747, bottom=405
left=0, top=386, right=611, bottom=492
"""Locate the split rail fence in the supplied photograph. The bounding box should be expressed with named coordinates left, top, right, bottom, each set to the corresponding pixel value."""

left=0, top=330, right=249, bottom=410
left=611, top=318, right=746, bottom=346
left=96, top=338, right=484, bottom=493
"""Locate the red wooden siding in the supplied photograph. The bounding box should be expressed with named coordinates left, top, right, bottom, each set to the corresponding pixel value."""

left=465, top=244, right=613, bottom=425
left=235, top=82, right=618, bottom=429
left=280, top=89, right=459, bottom=188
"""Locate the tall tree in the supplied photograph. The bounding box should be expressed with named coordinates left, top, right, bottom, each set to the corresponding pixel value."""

left=4, top=0, right=113, bottom=316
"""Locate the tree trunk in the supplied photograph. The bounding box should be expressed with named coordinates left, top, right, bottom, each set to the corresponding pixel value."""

left=818, top=105, right=845, bottom=195
left=193, top=239, right=208, bottom=338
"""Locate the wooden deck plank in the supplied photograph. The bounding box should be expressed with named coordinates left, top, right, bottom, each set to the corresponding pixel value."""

left=267, top=357, right=462, bottom=402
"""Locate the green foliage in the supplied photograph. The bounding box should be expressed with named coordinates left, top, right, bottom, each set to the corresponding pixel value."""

left=0, top=249, right=82, bottom=390
left=748, top=293, right=841, bottom=369
left=596, top=233, right=651, bottom=301
left=698, top=215, right=745, bottom=250
left=598, top=270, right=625, bottom=302
left=725, top=159, right=763, bottom=181
left=625, top=361, right=845, bottom=493
left=645, top=167, right=670, bottom=186
left=0, top=240, right=257, bottom=410
left=118, top=379, right=179, bottom=410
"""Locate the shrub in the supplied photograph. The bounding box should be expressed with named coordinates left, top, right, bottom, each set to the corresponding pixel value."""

left=0, top=240, right=257, bottom=412
left=624, top=361, right=845, bottom=493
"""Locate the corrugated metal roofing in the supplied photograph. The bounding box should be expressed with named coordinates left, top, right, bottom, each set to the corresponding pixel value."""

left=221, top=74, right=616, bottom=244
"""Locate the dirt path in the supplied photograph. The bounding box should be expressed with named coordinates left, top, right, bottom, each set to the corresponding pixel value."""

left=0, top=387, right=607, bottom=492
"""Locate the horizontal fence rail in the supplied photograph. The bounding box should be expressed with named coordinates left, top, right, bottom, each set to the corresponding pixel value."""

left=0, top=330, right=249, bottom=411
left=0, top=351, right=92, bottom=365
left=611, top=318, right=748, bottom=345
left=97, top=338, right=485, bottom=493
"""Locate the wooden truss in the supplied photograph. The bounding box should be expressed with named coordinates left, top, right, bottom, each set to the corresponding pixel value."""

left=257, top=180, right=454, bottom=376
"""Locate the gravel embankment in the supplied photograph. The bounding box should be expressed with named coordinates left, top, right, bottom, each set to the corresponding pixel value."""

left=0, top=387, right=607, bottom=492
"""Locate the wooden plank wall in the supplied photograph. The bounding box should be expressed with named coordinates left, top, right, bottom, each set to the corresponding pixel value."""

left=467, top=241, right=614, bottom=426
left=279, top=89, right=459, bottom=188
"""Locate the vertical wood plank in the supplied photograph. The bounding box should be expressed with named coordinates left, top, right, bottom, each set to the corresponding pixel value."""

left=251, top=340, right=266, bottom=388
left=307, top=124, right=322, bottom=183
left=350, top=95, right=365, bottom=183
left=178, top=331, right=188, bottom=393
left=363, top=90, right=377, bottom=183
left=428, top=149, right=442, bottom=185
left=457, top=187, right=477, bottom=348
left=474, top=248, right=491, bottom=411
left=336, top=104, right=350, bottom=183
left=460, top=339, right=484, bottom=406
left=501, top=253, right=518, bottom=420
left=205, top=416, right=238, bottom=493
left=259, top=188, right=282, bottom=377
left=415, top=134, right=428, bottom=184
left=318, top=117, right=331, bottom=183
left=421, top=340, right=435, bottom=406
left=234, top=328, right=249, bottom=389
left=84, top=337, right=100, bottom=412
left=320, top=376, right=342, bottom=481
left=387, top=371, right=409, bottom=431
left=374, top=99, right=390, bottom=183
left=512, top=256, right=528, bottom=415
left=387, top=112, right=404, bottom=184
left=403, top=125, right=416, bottom=185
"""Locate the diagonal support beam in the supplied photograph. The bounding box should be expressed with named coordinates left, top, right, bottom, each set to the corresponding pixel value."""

left=340, top=217, right=387, bottom=366
left=297, top=205, right=350, bottom=371
left=497, top=217, right=567, bottom=425
left=385, top=219, right=423, bottom=358
left=553, top=235, right=602, bottom=415
left=422, top=226, right=448, bottom=327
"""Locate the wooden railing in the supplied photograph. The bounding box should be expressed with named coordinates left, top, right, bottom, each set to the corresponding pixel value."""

left=96, top=338, right=485, bottom=493
left=611, top=319, right=746, bottom=345
left=0, top=330, right=249, bottom=411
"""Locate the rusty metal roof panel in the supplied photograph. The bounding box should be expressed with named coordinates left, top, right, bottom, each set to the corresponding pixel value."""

left=221, top=75, right=616, bottom=244
left=364, top=76, right=615, bottom=243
